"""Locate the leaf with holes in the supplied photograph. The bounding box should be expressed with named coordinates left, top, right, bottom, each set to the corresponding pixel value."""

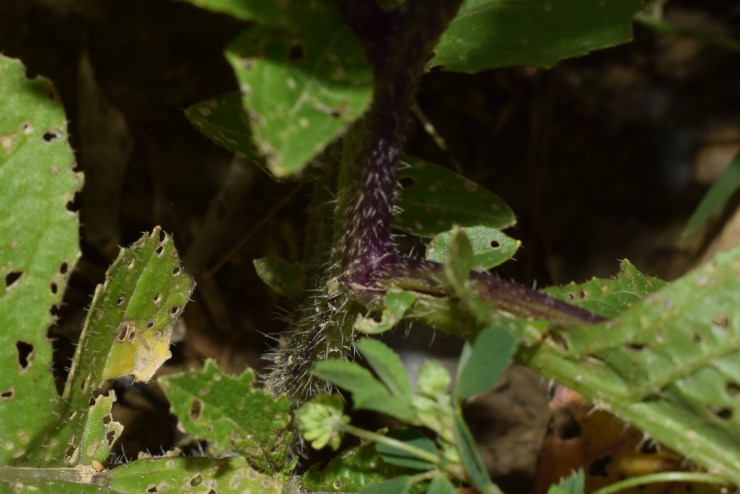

left=524, top=247, right=740, bottom=484
left=543, top=260, right=666, bottom=319
left=23, top=227, right=194, bottom=467
left=0, top=55, right=83, bottom=465
left=107, top=456, right=283, bottom=493
left=428, top=0, right=643, bottom=73
left=158, top=359, right=293, bottom=474
left=395, top=157, right=515, bottom=237
left=426, top=225, right=520, bottom=270
left=218, top=1, right=373, bottom=177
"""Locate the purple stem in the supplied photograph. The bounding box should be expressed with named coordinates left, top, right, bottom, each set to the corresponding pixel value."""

left=338, top=0, right=603, bottom=328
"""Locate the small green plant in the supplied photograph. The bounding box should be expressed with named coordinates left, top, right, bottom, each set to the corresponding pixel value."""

left=1, top=0, right=738, bottom=493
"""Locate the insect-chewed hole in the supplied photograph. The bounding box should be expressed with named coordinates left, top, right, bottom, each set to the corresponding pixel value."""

left=116, top=296, right=125, bottom=306
left=5, top=271, right=23, bottom=288
left=147, top=487, right=158, bottom=493
left=399, top=176, right=415, bottom=188
left=116, top=325, right=128, bottom=341
left=68, top=411, right=77, bottom=420
left=128, top=330, right=137, bottom=342
left=692, top=333, right=703, bottom=344
left=50, top=282, right=58, bottom=294
left=1, top=388, right=15, bottom=399
left=103, top=414, right=112, bottom=425
left=158, top=229, right=166, bottom=242
left=579, top=290, right=588, bottom=299
left=43, top=131, right=60, bottom=142
left=189, top=399, right=202, bottom=420
left=64, top=445, right=77, bottom=460
left=66, top=192, right=81, bottom=213
left=16, top=341, right=33, bottom=370
left=153, top=293, right=162, bottom=304
left=172, top=267, right=181, bottom=276
left=169, top=306, right=179, bottom=317
left=155, top=244, right=164, bottom=256
left=726, top=381, right=740, bottom=397
left=588, top=454, right=612, bottom=478
left=60, top=262, right=69, bottom=274
left=106, top=430, right=116, bottom=445
left=711, top=315, right=729, bottom=331
left=490, top=240, right=500, bottom=249
left=80, top=376, right=88, bottom=391
left=146, top=321, right=154, bottom=329
left=711, top=407, right=733, bottom=420
left=625, top=343, right=648, bottom=352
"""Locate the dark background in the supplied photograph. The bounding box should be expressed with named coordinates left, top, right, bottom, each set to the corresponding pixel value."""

left=2, top=0, right=738, bottom=490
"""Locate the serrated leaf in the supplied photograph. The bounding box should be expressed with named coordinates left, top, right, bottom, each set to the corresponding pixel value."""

left=253, top=255, right=303, bottom=299
left=302, top=442, right=412, bottom=493
left=543, top=260, right=666, bottom=319
left=222, top=1, right=372, bottom=177
left=356, top=339, right=413, bottom=402
left=363, top=476, right=412, bottom=494
left=355, top=290, right=417, bottom=335
left=313, top=360, right=416, bottom=422
left=429, top=0, right=643, bottom=73
left=426, top=226, right=520, bottom=270
left=25, top=228, right=194, bottom=467
left=0, top=55, right=83, bottom=465
left=185, top=92, right=259, bottom=163
left=684, top=151, right=740, bottom=236
left=395, top=157, right=515, bottom=237
left=526, top=247, right=740, bottom=484
left=452, top=413, right=498, bottom=494
left=375, top=429, right=437, bottom=470
left=455, top=326, right=516, bottom=400
left=158, top=359, right=293, bottom=474
left=108, top=456, right=282, bottom=493
left=547, top=470, right=585, bottom=494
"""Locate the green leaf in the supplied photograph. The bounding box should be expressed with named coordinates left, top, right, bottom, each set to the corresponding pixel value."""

left=185, top=92, right=259, bottom=163
left=355, top=290, right=417, bottom=335
left=426, top=226, right=520, bottom=270
left=395, top=157, right=515, bottom=237
left=375, top=429, right=437, bottom=470
left=455, top=326, right=517, bottom=400
left=0, top=55, right=82, bottom=465
left=363, top=476, right=412, bottom=494
left=443, top=228, right=474, bottom=297
left=253, top=255, right=303, bottom=299
left=547, top=470, right=585, bottom=494
left=683, top=151, right=740, bottom=235
left=302, top=442, right=413, bottom=493
left=543, top=259, right=666, bottom=318
left=429, top=0, right=643, bottom=73
left=452, top=413, right=499, bottom=494
left=313, top=360, right=416, bottom=422
left=27, top=228, right=194, bottom=467
left=223, top=2, right=373, bottom=177
left=426, top=476, right=456, bottom=494
left=158, top=359, right=293, bottom=474
left=525, top=247, right=740, bottom=484
left=108, top=456, right=282, bottom=493
left=356, top=339, right=413, bottom=402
